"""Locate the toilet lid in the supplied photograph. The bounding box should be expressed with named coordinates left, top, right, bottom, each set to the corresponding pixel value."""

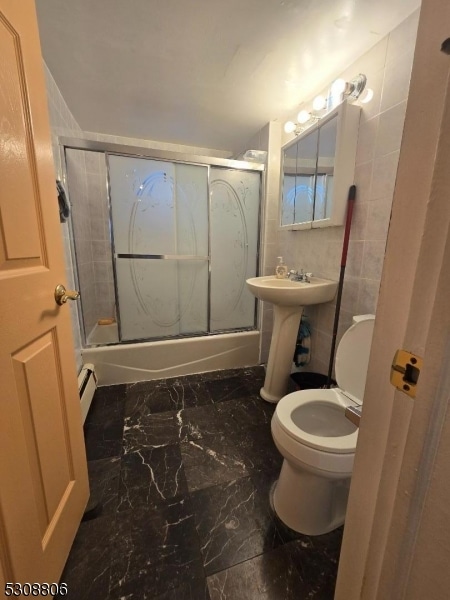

left=335, top=316, right=375, bottom=405
left=275, top=389, right=359, bottom=453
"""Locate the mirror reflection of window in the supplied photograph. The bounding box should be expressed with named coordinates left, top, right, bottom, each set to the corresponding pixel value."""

left=282, top=174, right=296, bottom=225
left=294, top=127, right=318, bottom=225
left=282, top=141, right=297, bottom=226
left=314, top=174, right=334, bottom=220
left=315, top=116, right=337, bottom=222
left=294, top=175, right=315, bottom=223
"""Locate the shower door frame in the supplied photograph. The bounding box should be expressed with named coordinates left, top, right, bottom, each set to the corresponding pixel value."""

left=59, top=137, right=265, bottom=347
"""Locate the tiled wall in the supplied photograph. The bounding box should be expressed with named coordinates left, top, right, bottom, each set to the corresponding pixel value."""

left=44, top=63, right=84, bottom=372
left=241, top=122, right=282, bottom=363
left=65, top=149, right=114, bottom=339
left=260, top=11, right=420, bottom=372
left=45, top=64, right=111, bottom=354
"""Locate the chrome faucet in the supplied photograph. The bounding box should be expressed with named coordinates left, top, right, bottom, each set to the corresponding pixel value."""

left=288, top=269, right=313, bottom=283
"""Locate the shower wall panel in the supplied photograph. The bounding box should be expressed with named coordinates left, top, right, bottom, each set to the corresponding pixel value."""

left=66, top=149, right=115, bottom=340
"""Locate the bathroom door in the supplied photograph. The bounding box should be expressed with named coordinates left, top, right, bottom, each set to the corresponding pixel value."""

left=0, top=0, right=89, bottom=587
left=335, top=3, right=450, bottom=597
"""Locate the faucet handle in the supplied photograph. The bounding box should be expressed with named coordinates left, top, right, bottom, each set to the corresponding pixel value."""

left=305, top=272, right=313, bottom=283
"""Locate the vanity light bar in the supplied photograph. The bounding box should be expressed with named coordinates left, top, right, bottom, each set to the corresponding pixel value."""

left=284, top=73, right=370, bottom=135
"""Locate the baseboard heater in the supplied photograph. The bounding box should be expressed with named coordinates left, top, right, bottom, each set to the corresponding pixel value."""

left=78, top=363, right=97, bottom=424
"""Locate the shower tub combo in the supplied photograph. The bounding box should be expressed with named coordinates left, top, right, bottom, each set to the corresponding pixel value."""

left=62, top=139, right=264, bottom=385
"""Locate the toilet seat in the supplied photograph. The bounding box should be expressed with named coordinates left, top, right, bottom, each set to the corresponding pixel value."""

left=273, top=315, right=375, bottom=456
left=275, top=389, right=358, bottom=454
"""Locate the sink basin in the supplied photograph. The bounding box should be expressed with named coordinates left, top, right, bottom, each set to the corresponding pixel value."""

left=247, top=275, right=338, bottom=403
left=246, top=276, right=338, bottom=307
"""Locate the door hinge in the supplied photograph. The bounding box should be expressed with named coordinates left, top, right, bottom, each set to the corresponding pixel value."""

left=390, top=349, right=423, bottom=398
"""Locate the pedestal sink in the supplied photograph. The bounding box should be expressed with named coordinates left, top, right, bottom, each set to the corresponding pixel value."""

left=246, top=275, right=338, bottom=403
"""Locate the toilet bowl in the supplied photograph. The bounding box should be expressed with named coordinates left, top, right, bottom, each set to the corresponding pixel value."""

left=271, top=314, right=375, bottom=535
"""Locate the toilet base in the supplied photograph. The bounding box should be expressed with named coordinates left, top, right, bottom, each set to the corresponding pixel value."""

left=272, top=458, right=350, bottom=535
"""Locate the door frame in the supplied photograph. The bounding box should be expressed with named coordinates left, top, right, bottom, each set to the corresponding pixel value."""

left=335, top=0, right=450, bottom=597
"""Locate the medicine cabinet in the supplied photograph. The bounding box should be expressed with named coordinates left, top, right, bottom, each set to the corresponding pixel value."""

left=280, top=101, right=361, bottom=230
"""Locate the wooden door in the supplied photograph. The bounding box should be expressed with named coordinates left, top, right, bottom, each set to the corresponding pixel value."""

left=0, top=0, right=89, bottom=589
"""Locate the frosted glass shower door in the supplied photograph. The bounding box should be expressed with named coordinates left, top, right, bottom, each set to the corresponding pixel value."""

left=108, top=155, right=209, bottom=341
left=210, top=168, right=260, bottom=330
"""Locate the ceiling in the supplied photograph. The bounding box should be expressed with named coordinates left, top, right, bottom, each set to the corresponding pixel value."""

left=35, top=0, right=420, bottom=155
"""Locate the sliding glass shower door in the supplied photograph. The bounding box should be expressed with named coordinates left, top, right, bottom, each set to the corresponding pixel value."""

left=210, top=167, right=260, bottom=330
left=109, top=155, right=209, bottom=341
left=108, top=153, right=260, bottom=342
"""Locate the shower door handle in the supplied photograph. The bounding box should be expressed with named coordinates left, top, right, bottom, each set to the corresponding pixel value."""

left=55, top=284, right=80, bottom=305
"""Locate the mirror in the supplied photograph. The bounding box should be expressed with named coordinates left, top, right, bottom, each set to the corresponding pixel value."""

left=280, top=101, right=360, bottom=230
left=315, top=116, right=337, bottom=221
left=281, top=128, right=318, bottom=226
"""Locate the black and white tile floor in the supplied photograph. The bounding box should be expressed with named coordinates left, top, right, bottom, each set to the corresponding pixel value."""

left=59, top=367, right=342, bottom=599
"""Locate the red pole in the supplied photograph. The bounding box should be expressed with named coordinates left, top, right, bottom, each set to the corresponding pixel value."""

left=326, top=185, right=356, bottom=388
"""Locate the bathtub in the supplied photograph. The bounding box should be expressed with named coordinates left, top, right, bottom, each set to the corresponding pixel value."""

left=82, top=330, right=261, bottom=385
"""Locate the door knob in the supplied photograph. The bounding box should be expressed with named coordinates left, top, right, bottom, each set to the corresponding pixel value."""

left=55, top=284, right=80, bottom=305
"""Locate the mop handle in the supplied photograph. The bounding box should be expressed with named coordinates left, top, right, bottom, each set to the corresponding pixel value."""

left=340, top=185, right=356, bottom=267
left=326, top=185, right=357, bottom=388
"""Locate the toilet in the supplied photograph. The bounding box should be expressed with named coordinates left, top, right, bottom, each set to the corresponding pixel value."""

left=271, top=314, right=375, bottom=535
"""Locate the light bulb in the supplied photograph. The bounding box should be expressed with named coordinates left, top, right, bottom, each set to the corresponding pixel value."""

left=360, top=87, right=374, bottom=104
left=284, top=121, right=297, bottom=134
left=331, top=78, right=346, bottom=96
left=297, top=110, right=310, bottom=124
left=313, top=95, right=326, bottom=111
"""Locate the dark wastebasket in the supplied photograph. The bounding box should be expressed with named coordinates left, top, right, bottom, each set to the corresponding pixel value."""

left=290, top=371, right=336, bottom=390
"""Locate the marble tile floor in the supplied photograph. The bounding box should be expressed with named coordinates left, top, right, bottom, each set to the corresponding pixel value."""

left=59, top=366, right=342, bottom=600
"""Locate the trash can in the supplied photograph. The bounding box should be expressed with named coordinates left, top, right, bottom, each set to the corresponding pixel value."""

left=290, top=371, right=335, bottom=390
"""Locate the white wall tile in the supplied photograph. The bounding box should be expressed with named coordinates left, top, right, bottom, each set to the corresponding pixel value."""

left=350, top=201, right=369, bottom=241
left=375, top=101, right=407, bottom=158
left=45, top=62, right=84, bottom=370
left=346, top=241, right=364, bottom=278
left=356, top=116, right=379, bottom=165
left=370, top=150, right=400, bottom=200
left=362, top=240, right=386, bottom=280
left=385, top=9, right=420, bottom=65
left=380, top=50, right=415, bottom=113
left=358, top=278, right=380, bottom=314
left=366, top=196, right=393, bottom=241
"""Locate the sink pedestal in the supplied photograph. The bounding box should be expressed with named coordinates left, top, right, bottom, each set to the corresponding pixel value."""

left=260, top=305, right=303, bottom=403
left=245, top=275, right=338, bottom=403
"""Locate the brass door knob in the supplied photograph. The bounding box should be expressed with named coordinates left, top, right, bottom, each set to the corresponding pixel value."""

left=55, top=284, right=80, bottom=305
